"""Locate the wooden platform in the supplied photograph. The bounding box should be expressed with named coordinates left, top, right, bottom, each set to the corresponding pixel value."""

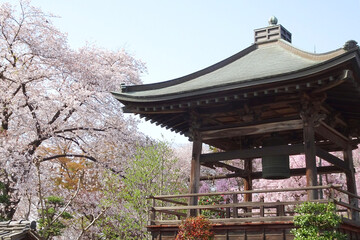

left=148, top=220, right=360, bottom=240
left=149, top=221, right=296, bottom=240
left=147, top=185, right=360, bottom=240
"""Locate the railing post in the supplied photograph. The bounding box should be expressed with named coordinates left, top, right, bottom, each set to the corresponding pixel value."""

left=259, top=196, right=264, bottom=217
left=276, top=200, right=285, bottom=216
left=232, top=194, right=238, bottom=218
left=149, top=196, right=156, bottom=225
left=329, top=185, right=335, bottom=201
left=350, top=198, right=358, bottom=221
left=226, top=198, right=231, bottom=218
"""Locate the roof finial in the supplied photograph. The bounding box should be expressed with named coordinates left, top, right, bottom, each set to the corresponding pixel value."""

left=343, top=40, right=358, bottom=51
left=268, top=16, right=278, bottom=25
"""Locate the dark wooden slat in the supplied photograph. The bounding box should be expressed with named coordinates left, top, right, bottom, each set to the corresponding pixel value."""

left=201, top=119, right=303, bottom=140
left=200, top=144, right=304, bottom=163
left=153, top=197, right=187, bottom=206
left=153, top=201, right=300, bottom=211
left=315, top=122, right=350, bottom=149
left=152, top=216, right=295, bottom=225
left=200, top=166, right=344, bottom=180
left=315, top=147, right=348, bottom=171
left=202, top=162, right=246, bottom=174
left=154, top=185, right=338, bottom=199
left=154, top=209, right=187, bottom=217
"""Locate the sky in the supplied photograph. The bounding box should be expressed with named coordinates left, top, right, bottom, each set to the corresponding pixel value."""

left=6, top=0, right=360, bottom=144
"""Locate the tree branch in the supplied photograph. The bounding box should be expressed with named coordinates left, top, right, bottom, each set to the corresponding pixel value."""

left=41, top=154, right=98, bottom=163
left=21, top=83, right=42, bottom=136
left=53, top=127, right=105, bottom=134
left=35, top=161, right=45, bottom=226
left=75, top=207, right=109, bottom=240
left=55, top=135, right=87, bottom=153
left=48, top=104, right=67, bottom=125
left=49, top=177, right=81, bottom=226
left=41, top=154, right=125, bottom=177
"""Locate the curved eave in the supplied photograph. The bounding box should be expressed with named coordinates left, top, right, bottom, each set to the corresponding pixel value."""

left=112, top=48, right=360, bottom=104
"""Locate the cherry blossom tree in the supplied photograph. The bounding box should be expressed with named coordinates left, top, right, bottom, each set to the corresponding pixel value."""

left=0, top=0, right=145, bottom=224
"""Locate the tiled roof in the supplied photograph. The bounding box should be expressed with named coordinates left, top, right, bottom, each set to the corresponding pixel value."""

left=113, top=39, right=350, bottom=102
left=0, top=221, right=42, bottom=240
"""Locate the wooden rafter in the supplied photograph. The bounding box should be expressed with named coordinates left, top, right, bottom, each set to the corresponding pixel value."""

left=200, top=166, right=344, bottom=181
left=315, top=147, right=348, bottom=172
left=200, top=144, right=304, bottom=163
left=201, top=119, right=303, bottom=140
left=315, top=121, right=351, bottom=149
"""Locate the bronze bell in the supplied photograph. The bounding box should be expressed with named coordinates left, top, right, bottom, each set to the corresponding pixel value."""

left=262, top=135, right=290, bottom=179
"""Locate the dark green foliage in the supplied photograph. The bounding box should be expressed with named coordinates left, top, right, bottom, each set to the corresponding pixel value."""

left=291, top=202, right=347, bottom=240
left=46, top=196, right=64, bottom=205
left=38, top=196, right=73, bottom=240
left=198, top=195, right=225, bottom=218
left=0, top=181, right=10, bottom=221
left=0, top=182, right=9, bottom=204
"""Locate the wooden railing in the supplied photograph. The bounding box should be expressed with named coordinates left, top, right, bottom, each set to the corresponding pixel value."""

left=148, top=185, right=360, bottom=226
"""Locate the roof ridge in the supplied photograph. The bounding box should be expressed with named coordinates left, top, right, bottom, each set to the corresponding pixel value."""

left=277, top=39, right=346, bottom=61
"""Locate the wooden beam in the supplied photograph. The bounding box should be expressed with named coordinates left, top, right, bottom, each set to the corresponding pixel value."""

left=202, top=162, right=246, bottom=174
left=200, top=144, right=304, bottom=164
left=315, top=147, right=348, bottom=171
left=244, top=159, right=252, bottom=202
left=200, top=166, right=344, bottom=181
left=189, top=135, right=202, bottom=216
left=303, top=116, right=318, bottom=200
left=201, top=119, right=303, bottom=140
left=344, top=147, right=357, bottom=194
left=123, top=106, right=186, bottom=114
left=315, top=122, right=350, bottom=149
left=343, top=146, right=358, bottom=220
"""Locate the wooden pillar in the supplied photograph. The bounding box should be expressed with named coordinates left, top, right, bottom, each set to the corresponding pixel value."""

left=244, top=159, right=252, bottom=202
left=188, top=135, right=202, bottom=216
left=302, top=115, right=318, bottom=200
left=344, top=146, right=357, bottom=195
left=343, top=146, right=358, bottom=220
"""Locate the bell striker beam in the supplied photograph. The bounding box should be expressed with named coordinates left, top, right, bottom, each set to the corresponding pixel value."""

left=188, top=116, right=202, bottom=216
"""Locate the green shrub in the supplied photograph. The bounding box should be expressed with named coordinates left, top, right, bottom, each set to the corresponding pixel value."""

left=291, top=202, right=347, bottom=240
left=38, top=196, right=73, bottom=239
left=198, top=195, right=225, bottom=218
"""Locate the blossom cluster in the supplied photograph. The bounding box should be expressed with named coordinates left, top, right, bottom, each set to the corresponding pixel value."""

left=176, top=215, right=214, bottom=240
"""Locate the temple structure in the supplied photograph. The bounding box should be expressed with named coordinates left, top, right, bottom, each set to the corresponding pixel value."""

left=113, top=18, right=360, bottom=239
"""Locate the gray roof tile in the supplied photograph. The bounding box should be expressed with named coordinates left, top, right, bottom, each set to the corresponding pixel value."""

left=114, top=40, right=346, bottom=101
left=0, top=221, right=42, bottom=240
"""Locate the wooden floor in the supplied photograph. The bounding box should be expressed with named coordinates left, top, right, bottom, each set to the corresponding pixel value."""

left=149, top=220, right=360, bottom=240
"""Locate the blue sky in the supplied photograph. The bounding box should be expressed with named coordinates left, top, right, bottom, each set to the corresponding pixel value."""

left=7, top=0, right=360, bottom=144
